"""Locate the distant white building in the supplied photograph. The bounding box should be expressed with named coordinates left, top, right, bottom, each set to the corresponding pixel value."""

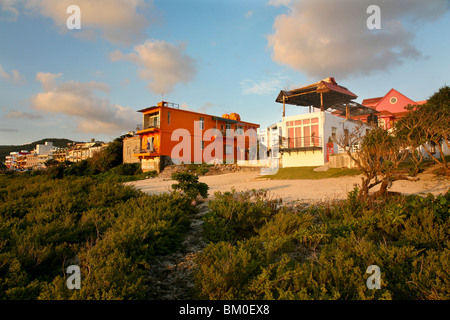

left=25, top=141, right=55, bottom=170
left=66, top=140, right=108, bottom=162
left=258, top=123, right=282, bottom=166
left=36, top=141, right=54, bottom=155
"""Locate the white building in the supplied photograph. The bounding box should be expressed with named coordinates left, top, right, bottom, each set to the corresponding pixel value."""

left=36, top=141, right=54, bottom=155
left=274, top=77, right=376, bottom=168
left=258, top=123, right=282, bottom=164
left=279, top=111, right=371, bottom=168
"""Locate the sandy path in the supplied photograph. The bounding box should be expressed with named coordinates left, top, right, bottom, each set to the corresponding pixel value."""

left=127, top=171, right=450, bottom=204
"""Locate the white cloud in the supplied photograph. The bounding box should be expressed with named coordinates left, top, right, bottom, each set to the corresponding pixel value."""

left=30, top=72, right=140, bottom=135
left=0, top=65, right=9, bottom=81
left=240, top=76, right=289, bottom=95
left=8, top=0, right=151, bottom=45
left=267, top=0, right=293, bottom=7
left=267, top=0, right=450, bottom=80
left=0, top=65, right=26, bottom=84
left=35, top=72, right=62, bottom=91
left=0, top=0, right=19, bottom=21
left=5, top=110, right=42, bottom=119
left=110, top=39, right=196, bottom=95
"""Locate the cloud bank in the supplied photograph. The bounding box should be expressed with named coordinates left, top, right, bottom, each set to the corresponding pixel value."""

left=5, top=0, right=151, bottom=45
left=30, top=72, right=140, bottom=135
left=110, top=39, right=196, bottom=95
left=267, top=0, right=450, bottom=79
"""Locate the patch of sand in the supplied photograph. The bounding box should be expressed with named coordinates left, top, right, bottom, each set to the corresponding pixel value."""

left=127, top=171, right=449, bottom=204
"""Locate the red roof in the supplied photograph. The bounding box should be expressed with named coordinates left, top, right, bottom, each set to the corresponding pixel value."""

left=361, top=97, right=382, bottom=108
left=321, top=81, right=357, bottom=99
left=377, top=110, right=395, bottom=117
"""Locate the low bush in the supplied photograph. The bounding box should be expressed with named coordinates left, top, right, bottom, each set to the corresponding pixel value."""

left=109, top=163, right=142, bottom=176
left=171, top=171, right=208, bottom=200
left=194, top=189, right=450, bottom=300
left=0, top=174, right=196, bottom=300
left=202, top=189, right=282, bottom=243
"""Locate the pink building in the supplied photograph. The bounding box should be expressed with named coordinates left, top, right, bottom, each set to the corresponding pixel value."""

left=357, top=89, right=427, bottom=130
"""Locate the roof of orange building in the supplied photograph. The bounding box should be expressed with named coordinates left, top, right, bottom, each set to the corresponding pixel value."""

left=137, top=102, right=259, bottom=127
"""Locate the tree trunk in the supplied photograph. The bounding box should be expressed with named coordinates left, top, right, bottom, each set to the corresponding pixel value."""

left=372, top=178, right=390, bottom=198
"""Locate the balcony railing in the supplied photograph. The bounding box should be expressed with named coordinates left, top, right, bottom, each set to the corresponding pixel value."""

left=135, top=147, right=159, bottom=155
left=136, top=120, right=160, bottom=132
left=280, top=136, right=322, bottom=150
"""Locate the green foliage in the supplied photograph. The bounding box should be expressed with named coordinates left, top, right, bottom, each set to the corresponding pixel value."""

left=0, top=174, right=195, bottom=300
left=109, top=163, right=142, bottom=176
left=395, top=85, right=450, bottom=175
left=194, top=240, right=264, bottom=299
left=2, top=172, right=448, bottom=300
left=194, top=189, right=450, bottom=300
left=44, top=159, right=59, bottom=168
left=88, top=138, right=124, bottom=174
left=202, top=189, right=281, bottom=243
left=171, top=171, right=209, bottom=200
left=185, top=163, right=211, bottom=176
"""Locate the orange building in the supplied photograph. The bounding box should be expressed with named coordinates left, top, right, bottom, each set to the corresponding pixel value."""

left=132, top=101, right=260, bottom=172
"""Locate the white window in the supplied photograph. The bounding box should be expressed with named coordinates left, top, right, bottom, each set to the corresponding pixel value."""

left=199, top=117, right=205, bottom=130
left=331, top=127, right=337, bottom=140
left=225, top=145, right=233, bottom=154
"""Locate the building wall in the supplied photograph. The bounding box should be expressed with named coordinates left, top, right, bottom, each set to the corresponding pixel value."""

left=141, top=157, right=160, bottom=172
left=328, top=153, right=360, bottom=169
left=281, top=151, right=324, bottom=168
left=26, top=154, right=39, bottom=169
left=36, top=142, right=53, bottom=155
left=419, top=140, right=450, bottom=159
left=279, top=111, right=372, bottom=168
left=135, top=103, right=259, bottom=165
left=374, top=89, right=416, bottom=114
left=53, top=150, right=67, bottom=162
left=123, top=136, right=141, bottom=164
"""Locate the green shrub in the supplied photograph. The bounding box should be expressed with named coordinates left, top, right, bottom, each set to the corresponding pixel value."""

left=194, top=188, right=450, bottom=300
left=109, top=163, right=142, bottom=176
left=202, top=189, right=281, bottom=243
left=171, top=171, right=208, bottom=200
left=194, top=240, right=265, bottom=300
left=186, top=163, right=211, bottom=175
left=0, top=174, right=196, bottom=300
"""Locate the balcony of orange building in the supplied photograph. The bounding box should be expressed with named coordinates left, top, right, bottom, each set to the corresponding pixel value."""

left=132, top=146, right=160, bottom=159
left=135, top=117, right=160, bottom=134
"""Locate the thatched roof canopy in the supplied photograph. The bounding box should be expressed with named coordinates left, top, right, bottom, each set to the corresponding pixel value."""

left=276, top=77, right=358, bottom=113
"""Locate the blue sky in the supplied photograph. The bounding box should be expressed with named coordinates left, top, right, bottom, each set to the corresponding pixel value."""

left=1, top=0, right=449, bottom=146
